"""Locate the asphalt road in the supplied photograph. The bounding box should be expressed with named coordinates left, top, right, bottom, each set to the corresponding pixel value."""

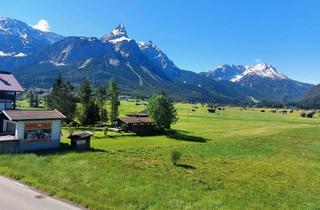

left=0, top=176, right=82, bottom=210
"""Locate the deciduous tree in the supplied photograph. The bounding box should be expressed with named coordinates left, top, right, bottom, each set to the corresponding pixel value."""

left=147, top=92, right=177, bottom=130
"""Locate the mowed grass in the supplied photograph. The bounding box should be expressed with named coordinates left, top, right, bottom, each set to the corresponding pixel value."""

left=1, top=103, right=320, bottom=209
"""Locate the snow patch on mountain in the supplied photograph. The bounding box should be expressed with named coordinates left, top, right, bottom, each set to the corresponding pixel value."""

left=0, top=51, right=27, bottom=57
left=138, top=40, right=180, bottom=76
left=233, top=63, right=287, bottom=82
left=78, top=58, right=92, bottom=69
left=109, top=58, right=120, bottom=66
left=207, top=63, right=288, bottom=82
left=49, top=60, right=67, bottom=67
left=141, top=66, right=161, bottom=81
left=101, top=24, right=128, bottom=42
left=126, top=62, right=143, bottom=86
left=109, top=36, right=132, bottom=44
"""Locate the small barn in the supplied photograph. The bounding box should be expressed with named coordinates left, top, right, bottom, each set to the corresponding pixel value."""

left=306, top=111, right=316, bottom=118
left=117, top=113, right=156, bottom=134
left=300, top=112, right=307, bottom=117
left=279, top=110, right=288, bottom=114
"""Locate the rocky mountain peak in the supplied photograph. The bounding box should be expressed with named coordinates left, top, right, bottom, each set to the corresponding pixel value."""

left=101, top=24, right=128, bottom=42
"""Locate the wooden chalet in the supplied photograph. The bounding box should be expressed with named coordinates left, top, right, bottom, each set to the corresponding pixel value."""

left=117, top=113, right=156, bottom=134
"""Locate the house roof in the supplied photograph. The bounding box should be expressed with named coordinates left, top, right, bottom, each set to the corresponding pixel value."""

left=0, top=71, right=24, bottom=92
left=126, top=112, right=149, bottom=117
left=2, top=109, right=66, bottom=121
left=118, top=116, right=154, bottom=125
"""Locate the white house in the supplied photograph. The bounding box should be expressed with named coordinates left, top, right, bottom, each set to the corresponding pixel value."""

left=0, top=71, right=66, bottom=153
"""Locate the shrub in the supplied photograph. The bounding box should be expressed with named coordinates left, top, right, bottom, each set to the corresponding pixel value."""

left=171, top=150, right=181, bottom=165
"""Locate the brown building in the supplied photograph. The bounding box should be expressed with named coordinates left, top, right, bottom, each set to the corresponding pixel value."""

left=117, top=113, right=156, bottom=134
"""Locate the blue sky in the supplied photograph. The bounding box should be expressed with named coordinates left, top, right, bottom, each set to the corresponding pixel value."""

left=1, top=0, right=320, bottom=84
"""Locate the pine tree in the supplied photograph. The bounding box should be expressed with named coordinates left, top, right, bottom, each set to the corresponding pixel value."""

left=47, top=76, right=77, bottom=121
left=79, top=80, right=92, bottom=107
left=29, top=91, right=34, bottom=108
left=79, top=80, right=100, bottom=126
left=96, top=86, right=108, bottom=124
left=34, top=93, right=39, bottom=108
left=108, top=80, right=120, bottom=126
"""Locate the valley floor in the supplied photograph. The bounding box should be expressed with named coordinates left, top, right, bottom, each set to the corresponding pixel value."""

left=0, top=102, right=320, bottom=209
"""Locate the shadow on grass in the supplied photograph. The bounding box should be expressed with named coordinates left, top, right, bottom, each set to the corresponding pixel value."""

left=166, top=129, right=208, bottom=143
left=94, top=133, right=136, bottom=139
left=32, top=143, right=109, bottom=156
left=176, top=163, right=196, bottom=169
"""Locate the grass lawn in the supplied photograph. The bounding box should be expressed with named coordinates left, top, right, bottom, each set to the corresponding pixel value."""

left=0, top=102, right=320, bottom=209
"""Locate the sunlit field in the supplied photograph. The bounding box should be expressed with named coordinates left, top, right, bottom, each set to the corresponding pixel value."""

left=1, top=101, right=320, bottom=209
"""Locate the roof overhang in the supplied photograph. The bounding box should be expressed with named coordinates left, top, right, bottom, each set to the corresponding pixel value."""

left=1, top=109, right=66, bottom=121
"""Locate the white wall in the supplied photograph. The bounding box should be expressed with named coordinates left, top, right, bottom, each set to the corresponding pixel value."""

left=51, top=120, right=62, bottom=140
left=15, top=121, right=24, bottom=140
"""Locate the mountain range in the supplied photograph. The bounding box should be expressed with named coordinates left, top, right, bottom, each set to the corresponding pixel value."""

left=0, top=17, right=315, bottom=104
left=201, top=64, right=312, bottom=102
left=299, top=84, right=320, bottom=107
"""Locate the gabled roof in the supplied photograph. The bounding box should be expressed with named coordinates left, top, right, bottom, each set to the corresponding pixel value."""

left=118, top=116, right=154, bottom=125
left=0, top=71, right=24, bottom=92
left=2, top=109, right=66, bottom=121
left=126, top=112, right=149, bottom=117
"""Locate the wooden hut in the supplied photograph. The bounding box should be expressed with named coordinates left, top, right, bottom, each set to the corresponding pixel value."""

left=300, top=112, right=307, bottom=117
left=307, top=111, right=316, bottom=118
left=117, top=113, right=156, bottom=134
left=68, top=131, right=93, bottom=150
left=279, top=110, right=288, bottom=114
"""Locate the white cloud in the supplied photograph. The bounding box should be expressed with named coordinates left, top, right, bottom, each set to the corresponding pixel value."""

left=255, top=58, right=262, bottom=63
left=32, top=19, right=50, bottom=32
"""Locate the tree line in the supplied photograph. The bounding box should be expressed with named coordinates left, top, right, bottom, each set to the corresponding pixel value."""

left=47, top=76, right=120, bottom=126
left=46, top=76, right=177, bottom=130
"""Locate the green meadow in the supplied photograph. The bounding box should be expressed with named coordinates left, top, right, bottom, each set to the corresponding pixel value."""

left=1, top=102, right=320, bottom=209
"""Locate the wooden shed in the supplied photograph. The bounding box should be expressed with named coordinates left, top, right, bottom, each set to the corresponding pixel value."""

left=117, top=113, right=156, bottom=134
left=68, top=131, right=93, bottom=150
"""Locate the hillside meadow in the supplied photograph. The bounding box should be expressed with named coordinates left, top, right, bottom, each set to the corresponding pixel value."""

left=0, top=101, right=320, bottom=209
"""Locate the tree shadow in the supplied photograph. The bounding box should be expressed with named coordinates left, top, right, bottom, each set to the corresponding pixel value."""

left=176, top=163, right=196, bottom=169
left=166, top=129, right=208, bottom=143
left=94, top=133, right=136, bottom=139
left=32, top=143, right=109, bottom=156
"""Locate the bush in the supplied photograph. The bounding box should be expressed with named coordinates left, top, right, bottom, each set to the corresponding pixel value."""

left=171, top=150, right=181, bottom=165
